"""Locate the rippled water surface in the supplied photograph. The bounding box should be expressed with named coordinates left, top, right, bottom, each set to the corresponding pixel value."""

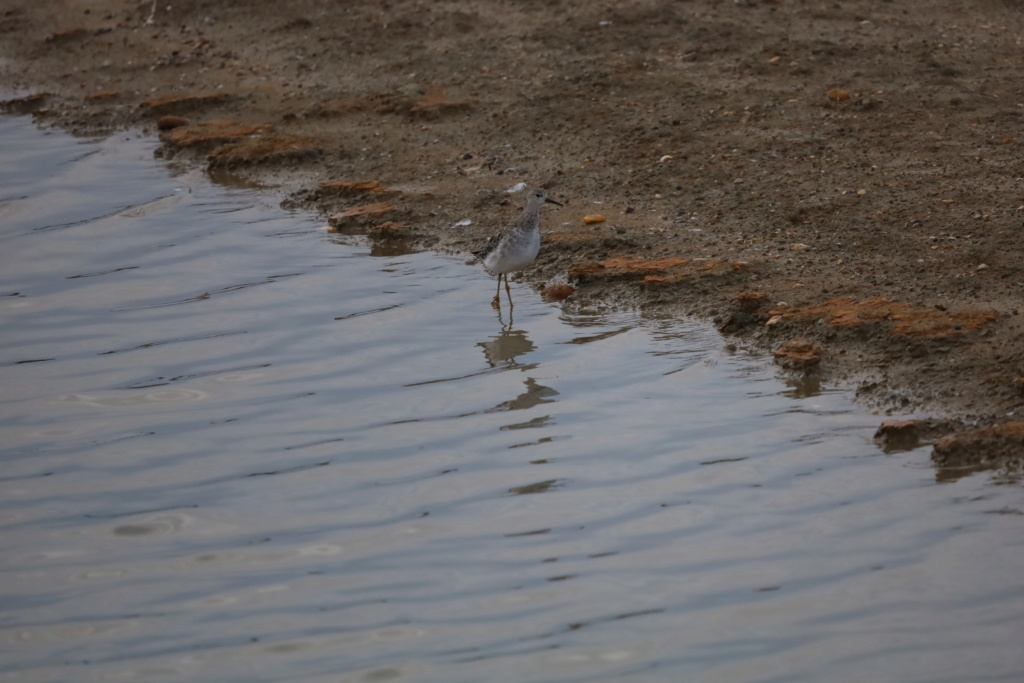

left=2, top=116, right=1023, bottom=683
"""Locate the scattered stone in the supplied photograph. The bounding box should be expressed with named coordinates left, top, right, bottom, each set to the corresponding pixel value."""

left=773, top=337, right=821, bottom=368
left=541, top=284, right=575, bottom=301
left=827, top=88, right=851, bottom=102
left=156, top=115, right=189, bottom=130
left=583, top=214, right=605, bottom=224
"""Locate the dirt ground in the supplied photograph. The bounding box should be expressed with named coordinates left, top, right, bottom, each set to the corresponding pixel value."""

left=2, top=0, right=1023, bottom=466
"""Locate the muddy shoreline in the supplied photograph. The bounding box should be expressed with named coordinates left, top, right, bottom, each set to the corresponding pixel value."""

left=2, top=0, right=1022, bottom=466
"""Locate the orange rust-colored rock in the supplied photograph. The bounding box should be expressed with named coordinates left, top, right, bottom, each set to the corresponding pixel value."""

left=877, top=419, right=919, bottom=435
left=827, top=88, right=851, bottom=102
left=768, top=297, right=997, bottom=338
left=583, top=214, right=605, bottom=224
left=735, top=291, right=768, bottom=312
left=889, top=308, right=997, bottom=336
left=143, top=92, right=233, bottom=114
left=156, top=115, right=189, bottom=130
left=773, top=337, right=821, bottom=368
left=85, top=90, right=119, bottom=101
left=933, top=422, right=1024, bottom=470
left=167, top=119, right=269, bottom=147
left=208, top=133, right=319, bottom=165
left=541, top=284, right=575, bottom=301
left=329, top=202, right=396, bottom=221
left=322, top=180, right=400, bottom=194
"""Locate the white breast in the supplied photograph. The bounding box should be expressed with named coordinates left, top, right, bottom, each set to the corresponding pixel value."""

left=485, top=229, right=540, bottom=274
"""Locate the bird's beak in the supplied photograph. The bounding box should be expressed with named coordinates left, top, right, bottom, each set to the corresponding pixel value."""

left=544, top=197, right=563, bottom=206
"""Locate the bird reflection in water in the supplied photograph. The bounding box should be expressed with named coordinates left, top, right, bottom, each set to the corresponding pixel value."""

left=488, top=377, right=558, bottom=414
left=478, top=317, right=535, bottom=369
left=477, top=318, right=559, bottom=414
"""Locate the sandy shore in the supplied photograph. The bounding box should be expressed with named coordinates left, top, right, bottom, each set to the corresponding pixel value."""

left=2, top=0, right=1023, bottom=466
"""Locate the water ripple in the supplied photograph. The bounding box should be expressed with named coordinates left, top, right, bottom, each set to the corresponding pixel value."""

left=1, top=116, right=1022, bottom=683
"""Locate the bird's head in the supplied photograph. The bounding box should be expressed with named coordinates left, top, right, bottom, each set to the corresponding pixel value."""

left=530, top=187, right=563, bottom=207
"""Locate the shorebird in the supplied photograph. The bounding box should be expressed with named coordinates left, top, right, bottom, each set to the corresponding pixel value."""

left=480, top=187, right=562, bottom=308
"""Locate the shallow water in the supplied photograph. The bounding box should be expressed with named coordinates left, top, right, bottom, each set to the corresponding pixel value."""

left=1, top=116, right=1022, bottom=683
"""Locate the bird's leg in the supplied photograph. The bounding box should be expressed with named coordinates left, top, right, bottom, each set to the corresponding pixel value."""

left=491, top=274, right=502, bottom=308
left=505, top=273, right=514, bottom=309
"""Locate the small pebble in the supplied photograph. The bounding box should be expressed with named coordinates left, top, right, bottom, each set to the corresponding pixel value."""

left=157, top=115, right=188, bottom=130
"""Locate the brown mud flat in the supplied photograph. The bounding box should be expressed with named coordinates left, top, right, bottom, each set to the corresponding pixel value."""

left=2, top=0, right=1022, bottom=469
